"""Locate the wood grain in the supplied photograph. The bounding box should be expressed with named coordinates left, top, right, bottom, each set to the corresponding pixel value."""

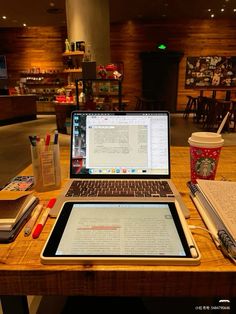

left=0, top=145, right=236, bottom=297
left=110, top=19, right=236, bottom=110
left=0, top=27, right=67, bottom=87
left=2, top=21, right=236, bottom=111
left=0, top=95, right=36, bottom=123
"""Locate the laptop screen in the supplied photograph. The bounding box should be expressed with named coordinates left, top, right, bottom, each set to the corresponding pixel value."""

left=70, top=111, right=170, bottom=178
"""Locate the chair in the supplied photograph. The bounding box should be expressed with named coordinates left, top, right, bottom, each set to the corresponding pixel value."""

left=183, top=96, right=198, bottom=119
left=195, top=96, right=209, bottom=123
left=229, top=101, right=236, bottom=132
left=135, top=96, right=142, bottom=110
left=135, top=96, right=164, bottom=111
left=203, top=99, right=232, bottom=131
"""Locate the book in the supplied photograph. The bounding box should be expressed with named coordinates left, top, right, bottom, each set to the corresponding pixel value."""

left=0, top=197, right=39, bottom=243
left=0, top=191, right=37, bottom=231
left=197, top=179, right=236, bottom=241
left=188, top=179, right=236, bottom=263
left=1, top=175, right=34, bottom=191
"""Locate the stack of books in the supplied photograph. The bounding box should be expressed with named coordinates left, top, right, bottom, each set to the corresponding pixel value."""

left=0, top=191, right=38, bottom=242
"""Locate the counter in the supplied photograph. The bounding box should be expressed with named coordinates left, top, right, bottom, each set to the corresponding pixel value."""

left=0, top=95, right=37, bottom=125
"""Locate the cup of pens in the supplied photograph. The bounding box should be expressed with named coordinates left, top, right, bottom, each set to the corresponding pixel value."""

left=29, top=131, right=61, bottom=192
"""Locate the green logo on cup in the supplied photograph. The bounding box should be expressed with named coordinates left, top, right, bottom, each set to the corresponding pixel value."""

left=195, top=157, right=216, bottom=177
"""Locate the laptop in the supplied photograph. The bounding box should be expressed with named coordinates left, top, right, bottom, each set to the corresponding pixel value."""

left=50, top=111, right=189, bottom=218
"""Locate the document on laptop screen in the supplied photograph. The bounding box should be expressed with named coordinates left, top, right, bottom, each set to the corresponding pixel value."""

left=87, top=124, right=148, bottom=167
left=71, top=113, right=169, bottom=175
left=55, top=203, right=186, bottom=257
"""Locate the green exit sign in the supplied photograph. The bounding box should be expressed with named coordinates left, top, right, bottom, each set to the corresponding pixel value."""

left=157, top=44, right=167, bottom=50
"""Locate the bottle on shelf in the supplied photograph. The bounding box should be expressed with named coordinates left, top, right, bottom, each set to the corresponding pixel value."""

left=65, top=39, right=71, bottom=52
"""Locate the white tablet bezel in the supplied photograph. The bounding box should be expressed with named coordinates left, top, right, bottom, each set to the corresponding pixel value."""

left=41, top=201, right=201, bottom=266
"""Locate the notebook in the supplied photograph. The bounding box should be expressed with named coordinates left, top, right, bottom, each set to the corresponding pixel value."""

left=0, top=191, right=37, bottom=229
left=50, top=111, right=189, bottom=218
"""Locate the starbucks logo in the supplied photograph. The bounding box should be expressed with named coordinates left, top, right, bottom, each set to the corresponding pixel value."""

left=195, top=157, right=216, bottom=177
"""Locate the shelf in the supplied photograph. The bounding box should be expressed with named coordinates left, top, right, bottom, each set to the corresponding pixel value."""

left=78, top=78, right=122, bottom=82
left=24, top=82, right=64, bottom=86
left=75, top=78, right=123, bottom=110
left=20, top=72, right=65, bottom=77
left=62, top=51, right=84, bottom=57
left=63, top=68, right=82, bottom=73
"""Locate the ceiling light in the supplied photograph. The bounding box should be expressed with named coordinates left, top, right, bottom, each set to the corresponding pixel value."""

left=23, top=23, right=27, bottom=27
left=208, top=9, right=211, bottom=12
left=234, top=9, right=236, bottom=12
left=211, top=14, right=215, bottom=18
left=221, top=8, right=225, bottom=12
left=2, top=16, right=7, bottom=19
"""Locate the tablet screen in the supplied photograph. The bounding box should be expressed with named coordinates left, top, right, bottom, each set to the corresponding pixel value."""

left=42, top=202, right=192, bottom=258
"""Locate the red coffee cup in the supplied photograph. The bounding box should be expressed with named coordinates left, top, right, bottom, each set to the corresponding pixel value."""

left=188, top=132, right=224, bottom=183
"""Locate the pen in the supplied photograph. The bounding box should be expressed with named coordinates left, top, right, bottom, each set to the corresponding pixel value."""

left=53, top=130, right=59, bottom=144
left=24, top=203, right=43, bottom=236
left=189, top=189, right=220, bottom=246
left=188, top=181, right=220, bottom=245
left=29, top=135, right=37, bottom=146
left=32, top=198, right=56, bottom=239
left=45, top=133, right=51, bottom=147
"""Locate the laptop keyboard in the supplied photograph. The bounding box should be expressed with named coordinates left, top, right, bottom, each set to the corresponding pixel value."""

left=65, top=180, right=175, bottom=197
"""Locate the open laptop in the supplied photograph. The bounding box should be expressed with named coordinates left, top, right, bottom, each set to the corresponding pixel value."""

left=50, top=111, right=189, bottom=218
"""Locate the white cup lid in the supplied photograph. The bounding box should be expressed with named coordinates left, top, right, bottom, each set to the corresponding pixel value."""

left=188, top=132, right=224, bottom=147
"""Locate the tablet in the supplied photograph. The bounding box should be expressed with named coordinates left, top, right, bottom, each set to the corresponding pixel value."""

left=41, top=202, right=201, bottom=265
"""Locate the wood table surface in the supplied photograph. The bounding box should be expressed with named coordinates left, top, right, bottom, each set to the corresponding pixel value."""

left=0, top=146, right=236, bottom=298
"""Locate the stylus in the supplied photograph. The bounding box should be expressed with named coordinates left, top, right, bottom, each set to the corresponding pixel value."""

left=175, top=200, right=199, bottom=259
left=189, top=246, right=198, bottom=258
left=32, top=198, right=56, bottom=239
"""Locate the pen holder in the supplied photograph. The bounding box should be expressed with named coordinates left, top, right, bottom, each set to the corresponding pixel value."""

left=31, top=143, right=61, bottom=192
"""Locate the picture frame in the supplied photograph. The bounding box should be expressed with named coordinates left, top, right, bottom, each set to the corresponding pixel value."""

left=185, top=56, right=236, bottom=88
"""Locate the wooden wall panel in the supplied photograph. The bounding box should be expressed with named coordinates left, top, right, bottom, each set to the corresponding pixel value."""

left=1, top=20, right=236, bottom=111
left=0, top=27, right=67, bottom=86
left=110, top=19, right=236, bottom=111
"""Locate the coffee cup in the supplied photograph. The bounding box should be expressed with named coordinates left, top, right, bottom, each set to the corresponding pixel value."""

left=188, top=132, right=224, bottom=183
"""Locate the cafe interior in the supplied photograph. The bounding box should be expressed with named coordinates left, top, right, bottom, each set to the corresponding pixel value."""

left=1, top=0, right=236, bottom=313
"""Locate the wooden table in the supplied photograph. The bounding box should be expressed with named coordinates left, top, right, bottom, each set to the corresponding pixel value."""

left=198, top=89, right=232, bottom=101
left=1, top=146, right=236, bottom=313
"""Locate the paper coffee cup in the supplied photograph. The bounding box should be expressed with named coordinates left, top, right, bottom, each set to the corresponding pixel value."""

left=188, top=132, right=224, bottom=148
left=188, top=132, right=224, bottom=183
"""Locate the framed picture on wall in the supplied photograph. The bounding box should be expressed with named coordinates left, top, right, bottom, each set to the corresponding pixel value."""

left=0, top=55, right=7, bottom=79
left=185, top=56, right=236, bottom=88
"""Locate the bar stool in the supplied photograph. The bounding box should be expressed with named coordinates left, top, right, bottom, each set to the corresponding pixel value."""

left=216, top=99, right=232, bottom=132
left=183, top=95, right=198, bottom=119
left=203, top=99, right=231, bottom=131
left=135, top=96, right=163, bottom=111
left=195, top=96, right=210, bottom=123
left=202, top=98, right=218, bottom=130
left=229, top=101, right=236, bottom=132
left=135, top=96, right=142, bottom=110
